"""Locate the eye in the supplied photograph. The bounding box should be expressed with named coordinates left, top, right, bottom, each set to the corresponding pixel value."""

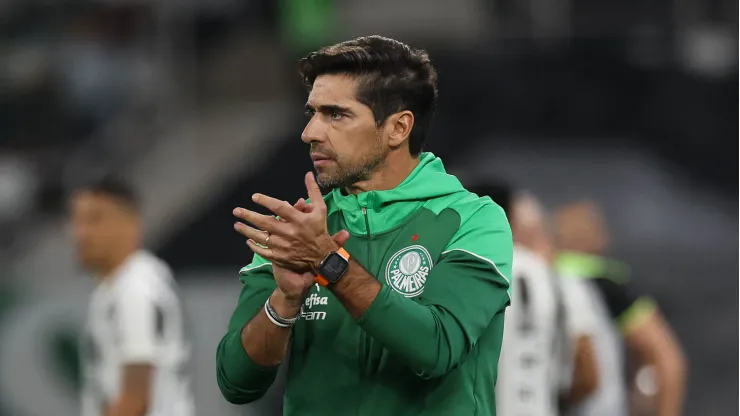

left=330, top=111, right=344, bottom=121
left=304, top=109, right=316, bottom=118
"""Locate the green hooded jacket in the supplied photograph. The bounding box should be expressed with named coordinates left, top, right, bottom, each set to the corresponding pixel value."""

left=216, top=153, right=513, bottom=415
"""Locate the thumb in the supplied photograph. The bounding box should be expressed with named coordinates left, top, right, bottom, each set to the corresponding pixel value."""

left=331, top=230, right=351, bottom=247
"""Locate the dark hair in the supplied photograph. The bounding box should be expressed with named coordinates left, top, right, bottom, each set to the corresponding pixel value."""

left=298, top=35, right=439, bottom=156
left=75, top=175, right=139, bottom=211
left=467, top=181, right=513, bottom=219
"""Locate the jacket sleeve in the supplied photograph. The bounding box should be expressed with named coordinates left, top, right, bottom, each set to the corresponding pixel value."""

left=356, top=203, right=512, bottom=379
left=216, top=255, right=280, bottom=404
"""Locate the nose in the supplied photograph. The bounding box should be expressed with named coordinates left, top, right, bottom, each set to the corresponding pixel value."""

left=301, top=115, right=325, bottom=144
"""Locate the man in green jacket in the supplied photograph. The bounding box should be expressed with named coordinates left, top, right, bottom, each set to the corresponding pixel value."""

left=216, top=35, right=514, bottom=415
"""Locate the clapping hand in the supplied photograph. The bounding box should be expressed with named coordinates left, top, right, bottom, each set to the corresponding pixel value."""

left=234, top=173, right=350, bottom=302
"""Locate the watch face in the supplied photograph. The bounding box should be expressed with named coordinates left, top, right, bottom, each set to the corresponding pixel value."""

left=320, top=252, right=349, bottom=282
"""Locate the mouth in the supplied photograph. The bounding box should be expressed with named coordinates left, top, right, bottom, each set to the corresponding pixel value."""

left=310, top=153, right=334, bottom=167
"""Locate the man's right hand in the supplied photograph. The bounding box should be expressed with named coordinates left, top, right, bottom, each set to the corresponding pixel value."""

left=236, top=199, right=349, bottom=369
left=270, top=198, right=349, bottom=317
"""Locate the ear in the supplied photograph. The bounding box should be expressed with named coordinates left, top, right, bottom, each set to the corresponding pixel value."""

left=386, top=111, right=415, bottom=148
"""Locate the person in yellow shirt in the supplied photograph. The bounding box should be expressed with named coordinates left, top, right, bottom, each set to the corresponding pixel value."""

left=555, top=201, right=687, bottom=416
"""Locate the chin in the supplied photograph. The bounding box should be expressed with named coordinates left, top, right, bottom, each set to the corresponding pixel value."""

left=316, top=173, right=340, bottom=189
left=77, top=254, right=98, bottom=271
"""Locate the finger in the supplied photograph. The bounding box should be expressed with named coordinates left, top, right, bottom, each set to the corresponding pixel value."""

left=246, top=239, right=276, bottom=261
left=331, top=230, right=351, bottom=247
left=304, top=172, right=326, bottom=211
left=294, top=198, right=307, bottom=212
left=252, top=194, right=298, bottom=220
left=293, top=198, right=315, bottom=214
left=234, top=222, right=270, bottom=243
left=233, top=208, right=285, bottom=233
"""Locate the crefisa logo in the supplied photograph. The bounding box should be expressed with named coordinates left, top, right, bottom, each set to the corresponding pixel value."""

left=302, top=292, right=328, bottom=321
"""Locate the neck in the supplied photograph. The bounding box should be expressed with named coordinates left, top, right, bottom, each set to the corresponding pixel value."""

left=95, top=247, right=137, bottom=281
left=346, top=151, right=420, bottom=194
left=571, top=247, right=602, bottom=257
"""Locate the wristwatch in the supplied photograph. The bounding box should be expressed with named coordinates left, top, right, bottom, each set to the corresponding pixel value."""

left=314, top=248, right=351, bottom=287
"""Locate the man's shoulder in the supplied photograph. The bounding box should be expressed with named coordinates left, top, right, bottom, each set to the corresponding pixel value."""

left=443, top=190, right=509, bottom=233
left=115, top=251, right=176, bottom=296
left=513, top=246, right=549, bottom=272
left=437, top=190, right=512, bottom=258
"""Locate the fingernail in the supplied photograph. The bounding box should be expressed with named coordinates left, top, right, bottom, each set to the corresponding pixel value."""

left=233, top=208, right=241, bottom=216
left=252, top=194, right=259, bottom=202
left=233, top=222, right=240, bottom=230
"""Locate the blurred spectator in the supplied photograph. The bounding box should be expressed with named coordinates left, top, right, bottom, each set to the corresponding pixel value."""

left=58, top=6, right=155, bottom=124
left=0, top=155, right=37, bottom=224
left=278, top=0, right=336, bottom=57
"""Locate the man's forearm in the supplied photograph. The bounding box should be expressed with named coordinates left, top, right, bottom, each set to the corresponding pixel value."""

left=330, top=260, right=462, bottom=378
left=655, top=350, right=687, bottom=416
left=565, top=336, right=600, bottom=405
left=106, top=398, right=147, bottom=416
left=625, top=311, right=686, bottom=416
left=216, top=287, right=294, bottom=404
left=108, top=364, right=153, bottom=416
left=330, top=260, right=382, bottom=319
left=241, top=289, right=299, bottom=366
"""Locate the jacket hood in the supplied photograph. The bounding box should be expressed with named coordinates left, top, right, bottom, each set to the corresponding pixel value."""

left=328, top=152, right=466, bottom=235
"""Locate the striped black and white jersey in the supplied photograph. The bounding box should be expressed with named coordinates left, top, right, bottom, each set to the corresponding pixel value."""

left=560, top=277, right=629, bottom=416
left=557, top=274, right=598, bottom=395
left=558, top=252, right=650, bottom=416
left=80, top=251, right=194, bottom=416
left=497, top=246, right=569, bottom=416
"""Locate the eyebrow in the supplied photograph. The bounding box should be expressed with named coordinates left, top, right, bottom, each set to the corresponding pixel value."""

left=305, top=103, right=352, bottom=114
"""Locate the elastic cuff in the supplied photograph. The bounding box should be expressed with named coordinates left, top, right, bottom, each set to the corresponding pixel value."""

left=617, top=296, right=657, bottom=333
left=220, top=329, right=279, bottom=376
left=356, top=284, right=395, bottom=328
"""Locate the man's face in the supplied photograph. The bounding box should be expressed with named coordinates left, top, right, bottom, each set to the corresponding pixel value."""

left=555, top=202, right=610, bottom=254
left=69, top=191, right=137, bottom=270
left=302, top=74, right=389, bottom=189
left=511, top=194, right=553, bottom=261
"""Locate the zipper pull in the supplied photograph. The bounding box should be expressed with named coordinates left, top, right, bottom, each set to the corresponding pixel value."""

left=361, top=207, right=367, bottom=215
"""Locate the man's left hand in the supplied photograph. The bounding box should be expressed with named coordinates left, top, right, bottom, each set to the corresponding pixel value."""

left=233, top=172, right=344, bottom=272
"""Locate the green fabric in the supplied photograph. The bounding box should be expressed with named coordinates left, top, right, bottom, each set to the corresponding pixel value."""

left=616, top=296, right=657, bottom=333
left=49, top=327, right=82, bottom=393
left=556, top=251, right=631, bottom=283
left=219, top=153, right=513, bottom=415
left=279, top=0, right=336, bottom=54
left=328, top=152, right=477, bottom=234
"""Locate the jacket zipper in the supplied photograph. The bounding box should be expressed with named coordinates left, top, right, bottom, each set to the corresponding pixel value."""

left=356, top=206, right=372, bottom=415
left=362, top=207, right=372, bottom=261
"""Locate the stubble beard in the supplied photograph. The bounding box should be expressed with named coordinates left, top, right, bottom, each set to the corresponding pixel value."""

left=315, top=144, right=387, bottom=190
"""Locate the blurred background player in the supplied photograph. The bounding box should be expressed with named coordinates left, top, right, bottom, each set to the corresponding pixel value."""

left=69, top=177, right=194, bottom=416
left=511, top=192, right=602, bottom=412
left=555, top=200, right=687, bottom=416
left=468, top=182, right=599, bottom=416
